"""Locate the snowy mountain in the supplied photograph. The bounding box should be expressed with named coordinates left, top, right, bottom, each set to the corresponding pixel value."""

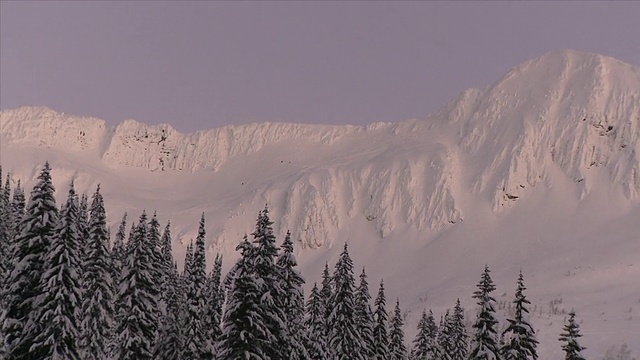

left=1, top=50, right=639, bottom=358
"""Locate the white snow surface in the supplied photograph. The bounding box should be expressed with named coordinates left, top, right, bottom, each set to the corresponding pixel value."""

left=1, top=50, right=639, bottom=358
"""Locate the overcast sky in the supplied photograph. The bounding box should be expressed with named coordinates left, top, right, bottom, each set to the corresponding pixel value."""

left=1, top=2, right=639, bottom=132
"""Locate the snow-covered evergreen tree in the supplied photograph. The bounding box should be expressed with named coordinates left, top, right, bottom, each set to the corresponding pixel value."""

left=154, top=260, right=185, bottom=360
left=304, top=282, right=328, bottom=360
left=468, top=265, right=500, bottom=360
left=247, top=207, right=288, bottom=359
left=202, top=253, right=223, bottom=359
left=183, top=213, right=209, bottom=359
left=411, top=309, right=438, bottom=360
left=320, top=262, right=333, bottom=336
left=217, top=236, right=273, bottom=360
left=439, top=311, right=453, bottom=360
left=558, top=310, right=586, bottom=360
left=276, top=230, right=309, bottom=360
left=0, top=171, right=11, bottom=296
left=114, top=211, right=161, bottom=360
left=356, top=267, right=376, bottom=358
left=159, top=220, right=175, bottom=303
left=329, top=243, right=366, bottom=360
left=111, top=212, right=128, bottom=284
left=79, top=185, right=116, bottom=360
left=450, top=299, right=469, bottom=360
left=501, top=271, right=538, bottom=360
left=30, top=181, right=83, bottom=359
left=8, top=179, right=25, bottom=242
left=389, top=299, right=408, bottom=360
left=374, top=280, right=390, bottom=360
left=2, top=162, right=59, bottom=359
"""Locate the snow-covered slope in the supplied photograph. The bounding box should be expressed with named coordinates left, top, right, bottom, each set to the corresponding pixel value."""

left=1, top=50, right=639, bottom=358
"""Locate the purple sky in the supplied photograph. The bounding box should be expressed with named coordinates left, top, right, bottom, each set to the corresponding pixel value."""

left=1, top=2, right=639, bottom=133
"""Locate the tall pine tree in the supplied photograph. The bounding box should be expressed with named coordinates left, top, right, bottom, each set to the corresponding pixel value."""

left=80, top=185, right=116, bottom=360
left=114, top=211, right=161, bottom=360
left=501, top=271, right=538, bottom=360
left=355, top=267, right=376, bottom=358
left=558, top=310, right=586, bottom=360
left=468, top=265, right=500, bottom=360
left=304, top=283, right=328, bottom=360
left=30, top=181, right=83, bottom=359
left=389, top=299, right=408, bottom=360
left=329, top=243, right=366, bottom=360
left=450, top=299, right=469, bottom=360
left=410, top=309, right=438, bottom=360
left=373, top=280, right=390, bottom=360
left=2, top=162, right=59, bottom=359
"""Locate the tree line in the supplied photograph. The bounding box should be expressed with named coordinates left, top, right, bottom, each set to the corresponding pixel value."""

left=0, top=163, right=588, bottom=360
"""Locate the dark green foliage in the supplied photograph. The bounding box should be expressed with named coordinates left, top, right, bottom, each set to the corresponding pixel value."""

left=469, top=265, right=500, bottom=360
left=2, top=162, right=59, bottom=359
left=558, top=311, right=586, bottom=360
left=374, top=280, right=390, bottom=360
left=389, top=299, right=408, bottom=360
left=501, top=271, right=538, bottom=360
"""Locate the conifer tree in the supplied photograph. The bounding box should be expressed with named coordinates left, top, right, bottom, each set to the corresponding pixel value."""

left=154, top=260, right=185, bottom=360
left=247, top=207, right=288, bottom=359
left=558, top=311, right=586, bottom=360
left=114, top=211, right=161, bottom=360
left=501, top=271, right=538, bottom=360
left=159, top=220, right=175, bottom=303
left=374, top=280, right=390, bottom=360
left=276, top=231, right=309, bottom=360
left=2, top=162, right=59, bottom=359
left=217, top=237, right=273, bottom=360
left=320, top=262, right=333, bottom=335
left=411, top=309, right=438, bottom=360
left=148, top=212, right=165, bottom=291
left=389, top=299, right=408, bottom=360
left=450, top=299, right=469, bottom=360
left=30, top=182, right=83, bottom=359
left=80, top=185, right=116, bottom=360
left=0, top=171, right=10, bottom=294
left=183, top=214, right=209, bottom=359
left=468, top=265, right=500, bottom=360
left=202, top=253, right=223, bottom=359
left=439, top=311, right=453, bottom=360
left=329, top=243, right=367, bottom=360
left=7, top=180, right=25, bottom=244
left=77, top=193, right=90, bottom=263
left=111, top=213, right=128, bottom=283
left=356, top=267, right=376, bottom=358
left=304, top=283, right=328, bottom=360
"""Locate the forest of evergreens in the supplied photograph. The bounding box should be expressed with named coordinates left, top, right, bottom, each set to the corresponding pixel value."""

left=0, top=163, right=599, bottom=359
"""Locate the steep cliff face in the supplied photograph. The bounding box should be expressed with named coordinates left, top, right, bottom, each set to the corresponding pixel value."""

left=1, top=50, right=639, bottom=248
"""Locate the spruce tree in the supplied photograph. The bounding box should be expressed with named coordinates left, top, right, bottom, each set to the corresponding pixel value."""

left=30, top=182, right=83, bottom=359
left=558, top=311, right=586, bottom=360
left=79, top=185, right=116, bottom=360
left=111, top=213, right=128, bottom=284
left=320, top=262, right=333, bottom=335
left=468, top=265, right=500, bottom=360
left=2, top=162, right=59, bottom=359
left=247, top=207, right=287, bottom=359
left=389, top=299, right=408, bottom=360
left=217, top=237, right=273, bottom=360
left=276, top=230, right=308, bottom=360
left=8, top=180, right=26, bottom=241
left=450, top=299, right=469, bottom=360
left=183, top=213, right=208, bottom=359
left=0, top=171, right=10, bottom=296
left=373, top=280, right=390, bottom=360
left=329, top=243, right=367, bottom=360
left=501, top=271, right=538, bottom=360
left=155, top=260, right=185, bottom=360
left=202, top=253, right=223, bottom=359
left=356, top=267, right=376, bottom=358
left=410, top=309, right=439, bottom=360
left=439, top=311, right=453, bottom=360
left=159, top=220, right=175, bottom=303
left=114, top=211, right=161, bottom=360
left=304, top=283, right=328, bottom=360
